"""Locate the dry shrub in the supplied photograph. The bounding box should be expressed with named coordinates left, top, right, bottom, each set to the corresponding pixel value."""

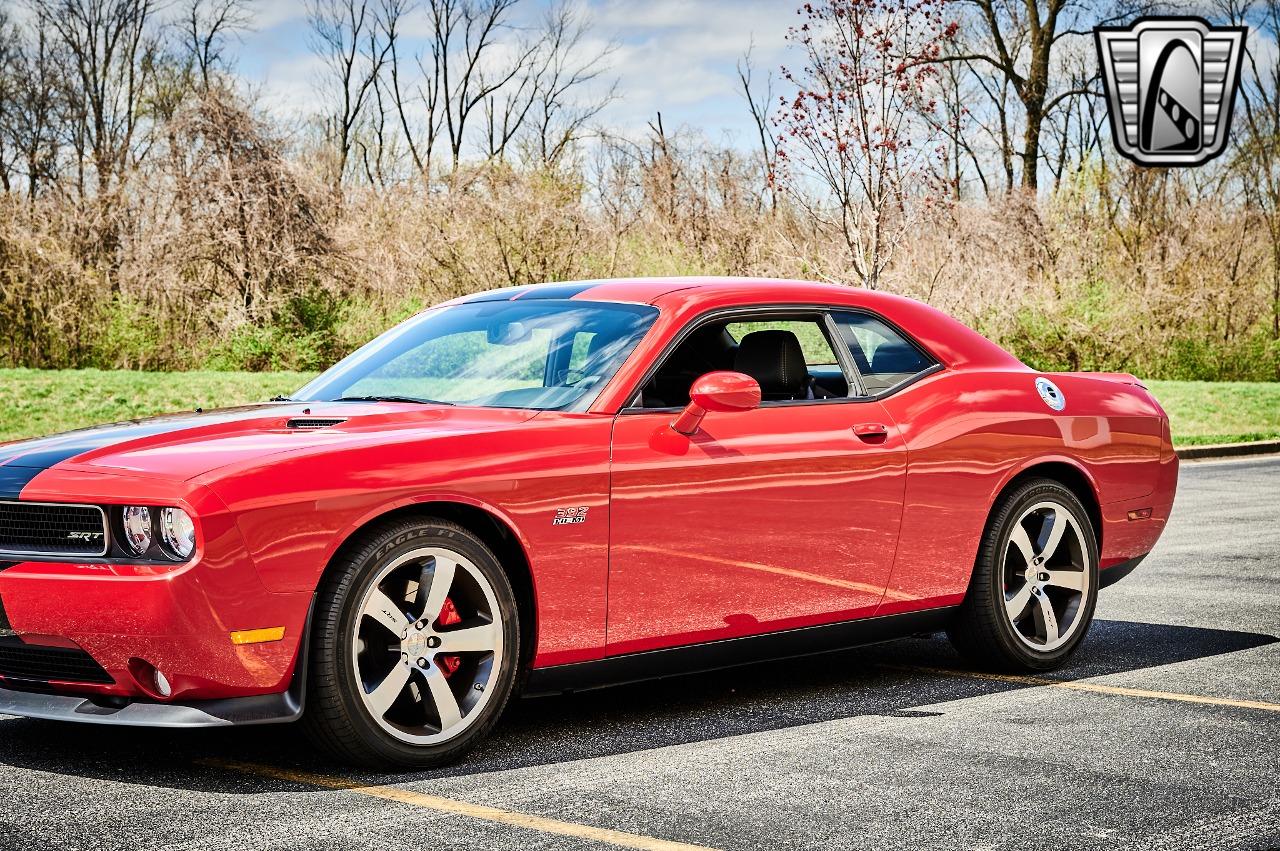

left=0, top=92, right=1276, bottom=379
left=0, top=195, right=113, bottom=367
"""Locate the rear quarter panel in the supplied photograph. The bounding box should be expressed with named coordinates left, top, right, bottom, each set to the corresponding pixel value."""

left=875, top=368, right=1168, bottom=614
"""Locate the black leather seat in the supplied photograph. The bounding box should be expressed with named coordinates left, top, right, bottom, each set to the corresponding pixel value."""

left=733, top=330, right=811, bottom=401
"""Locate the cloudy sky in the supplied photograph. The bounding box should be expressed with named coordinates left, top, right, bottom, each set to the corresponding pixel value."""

left=233, top=0, right=800, bottom=146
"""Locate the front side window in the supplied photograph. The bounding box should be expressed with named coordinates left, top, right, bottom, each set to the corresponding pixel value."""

left=637, top=313, right=849, bottom=407
left=296, top=300, right=658, bottom=410
left=724, top=320, right=839, bottom=366
left=834, top=311, right=935, bottom=394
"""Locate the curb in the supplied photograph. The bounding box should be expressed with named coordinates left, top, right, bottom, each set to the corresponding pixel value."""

left=1176, top=439, right=1280, bottom=461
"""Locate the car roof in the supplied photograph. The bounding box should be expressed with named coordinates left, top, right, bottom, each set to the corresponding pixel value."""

left=449, top=277, right=901, bottom=308
left=445, top=277, right=1025, bottom=373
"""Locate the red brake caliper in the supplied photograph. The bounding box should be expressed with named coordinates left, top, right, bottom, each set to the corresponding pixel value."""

left=436, top=597, right=463, bottom=678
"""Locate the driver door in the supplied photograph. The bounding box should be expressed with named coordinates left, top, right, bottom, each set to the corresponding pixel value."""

left=604, top=313, right=908, bottom=655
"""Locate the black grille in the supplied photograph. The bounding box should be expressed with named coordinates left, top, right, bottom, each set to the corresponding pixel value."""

left=0, top=637, right=113, bottom=684
left=286, top=418, right=346, bottom=429
left=0, top=501, right=107, bottom=556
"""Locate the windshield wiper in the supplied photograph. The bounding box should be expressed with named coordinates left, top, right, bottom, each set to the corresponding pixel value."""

left=270, top=395, right=294, bottom=402
left=330, top=395, right=455, bottom=406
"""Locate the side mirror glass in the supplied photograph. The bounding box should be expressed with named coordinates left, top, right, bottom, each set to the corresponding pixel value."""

left=670, top=371, right=761, bottom=435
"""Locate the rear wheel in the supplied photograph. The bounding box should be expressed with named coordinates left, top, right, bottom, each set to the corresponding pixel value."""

left=303, top=518, right=520, bottom=768
left=948, top=478, right=1098, bottom=671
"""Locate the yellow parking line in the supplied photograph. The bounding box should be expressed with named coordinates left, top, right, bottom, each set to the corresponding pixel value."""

left=889, top=665, right=1280, bottom=713
left=198, top=758, right=718, bottom=851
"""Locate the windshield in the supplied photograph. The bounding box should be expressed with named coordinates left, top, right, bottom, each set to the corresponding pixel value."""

left=294, top=299, right=659, bottom=411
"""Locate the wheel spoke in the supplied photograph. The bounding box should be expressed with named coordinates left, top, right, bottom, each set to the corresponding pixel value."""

left=352, top=544, right=503, bottom=745
left=1033, top=592, right=1060, bottom=645
left=364, top=588, right=411, bottom=635
left=364, top=663, right=412, bottom=716
left=1040, top=509, right=1068, bottom=561
left=438, top=622, right=498, bottom=654
left=416, top=557, right=456, bottom=624
left=1009, top=525, right=1036, bottom=566
left=1045, top=568, right=1086, bottom=592
left=1004, top=584, right=1033, bottom=621
left=422, top=665, right=463, bottom=730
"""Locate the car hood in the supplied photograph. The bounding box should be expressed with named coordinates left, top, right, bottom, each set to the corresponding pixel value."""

left=0, top=402, right=539, bottom=494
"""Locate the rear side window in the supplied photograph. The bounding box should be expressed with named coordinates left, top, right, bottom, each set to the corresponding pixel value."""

left=833, top=312, right=935, bottom=394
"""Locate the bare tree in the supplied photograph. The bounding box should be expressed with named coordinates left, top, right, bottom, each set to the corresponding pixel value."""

left=517, top=2, right=616, bottom=166
left=925, top=54, right=991, bottom=198
left=1036, top=35, right=1104, bottom=185
left=32, top=0, right=160, bottom=198
left=1227, top=0, right=1280, bottom=337
left=378, top=0, right=614, bottom=176
left=776, top=0, right=958, bottom=287
left=0, top=12, right=24, bottom=193
left=432, top=0, right=528, bottom=166
left=180, top=0, right=253, bottom=91
left=736, top=41, right=777, bottom=209
left=308, top=0, right=393, bottom=187
left=936, top=0, right=1147, bottom=191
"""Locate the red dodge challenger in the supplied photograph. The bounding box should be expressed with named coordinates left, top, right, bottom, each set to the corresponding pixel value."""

left=0, top=278, right=1177, bottom=767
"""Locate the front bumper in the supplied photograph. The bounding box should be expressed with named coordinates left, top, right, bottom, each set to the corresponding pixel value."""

left=0, top=676, right=302, bottom=727
left=0, top=481, right=312, bottom=704
left=0, top=556, right=311, bottom=702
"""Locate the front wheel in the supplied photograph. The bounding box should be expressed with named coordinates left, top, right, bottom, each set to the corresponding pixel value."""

left=948, top=478, right=1099, bottom=671
left=303, top=518, right=520, bottom=768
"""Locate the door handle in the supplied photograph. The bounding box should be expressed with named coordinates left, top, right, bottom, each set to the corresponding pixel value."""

left=852, top=423, right=889, bottom=443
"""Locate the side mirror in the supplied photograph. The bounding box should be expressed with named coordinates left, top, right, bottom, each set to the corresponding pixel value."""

left=670, top=371, right=761, bottom=435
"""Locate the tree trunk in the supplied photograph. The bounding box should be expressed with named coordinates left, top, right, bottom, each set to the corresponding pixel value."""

left=1021, top=103, right=1042, bottom=190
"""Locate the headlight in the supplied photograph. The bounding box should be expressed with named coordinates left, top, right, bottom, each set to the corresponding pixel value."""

left=120, top=506, right=152, bottom=555
left=159, top=507, right=196, bottom=560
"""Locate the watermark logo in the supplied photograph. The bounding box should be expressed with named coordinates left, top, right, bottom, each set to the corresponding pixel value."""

left=1095, top=17, right=1246, bottom=166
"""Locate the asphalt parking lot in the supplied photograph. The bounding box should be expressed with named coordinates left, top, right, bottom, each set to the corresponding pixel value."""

left=1, top=456, right=1277, bottom=851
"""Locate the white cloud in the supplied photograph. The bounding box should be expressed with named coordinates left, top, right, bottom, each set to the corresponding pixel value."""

left=587, top=0, right=797, bottom=134
left=250, top=0, right=310, bottom=32
left=253, top=52, right=329, bottom=120
left=233, top=0, right=803, bottom=143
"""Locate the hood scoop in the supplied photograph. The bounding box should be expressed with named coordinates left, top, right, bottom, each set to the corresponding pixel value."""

left=286, top=417, right=347, bottom=430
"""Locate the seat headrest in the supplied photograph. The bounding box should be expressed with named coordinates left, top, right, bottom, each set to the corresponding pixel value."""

left=734, top=330, right=808, bottom=397
left=869, top=341, right=921, bottom=376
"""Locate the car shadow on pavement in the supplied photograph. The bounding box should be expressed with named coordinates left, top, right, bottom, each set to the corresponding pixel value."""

left=0, top=618, right=1273, bottom=793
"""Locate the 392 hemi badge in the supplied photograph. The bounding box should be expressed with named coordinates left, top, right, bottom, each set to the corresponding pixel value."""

left=552, top=507, right=589, bottom=526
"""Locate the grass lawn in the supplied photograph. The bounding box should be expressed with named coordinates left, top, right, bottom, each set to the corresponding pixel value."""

left=1145, top=380, right=1280, bottom=446
left=0, top=369, right=316, bottom=444
left=0, top=369, right=1276, bottom=447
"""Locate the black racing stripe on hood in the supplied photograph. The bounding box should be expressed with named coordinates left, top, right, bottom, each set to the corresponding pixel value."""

left=0, top=405, right=284, bottom=499
left=0, top=466, right=38, bottom=501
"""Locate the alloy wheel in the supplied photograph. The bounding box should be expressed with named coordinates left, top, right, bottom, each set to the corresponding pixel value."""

left=351, top=546, right=504, bottom=745
left=1001, top=500, right=1092, bottom=652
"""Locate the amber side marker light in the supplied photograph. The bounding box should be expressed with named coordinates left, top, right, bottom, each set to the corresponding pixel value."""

left=1127, top=508, right=1153, bottom=521
left=230, top=627, right=287, bottom=645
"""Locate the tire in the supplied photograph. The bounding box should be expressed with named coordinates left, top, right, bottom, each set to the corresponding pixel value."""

left=948, top=478, right=1099, bottom=672
left=302, top=517, right=520, bottom=768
